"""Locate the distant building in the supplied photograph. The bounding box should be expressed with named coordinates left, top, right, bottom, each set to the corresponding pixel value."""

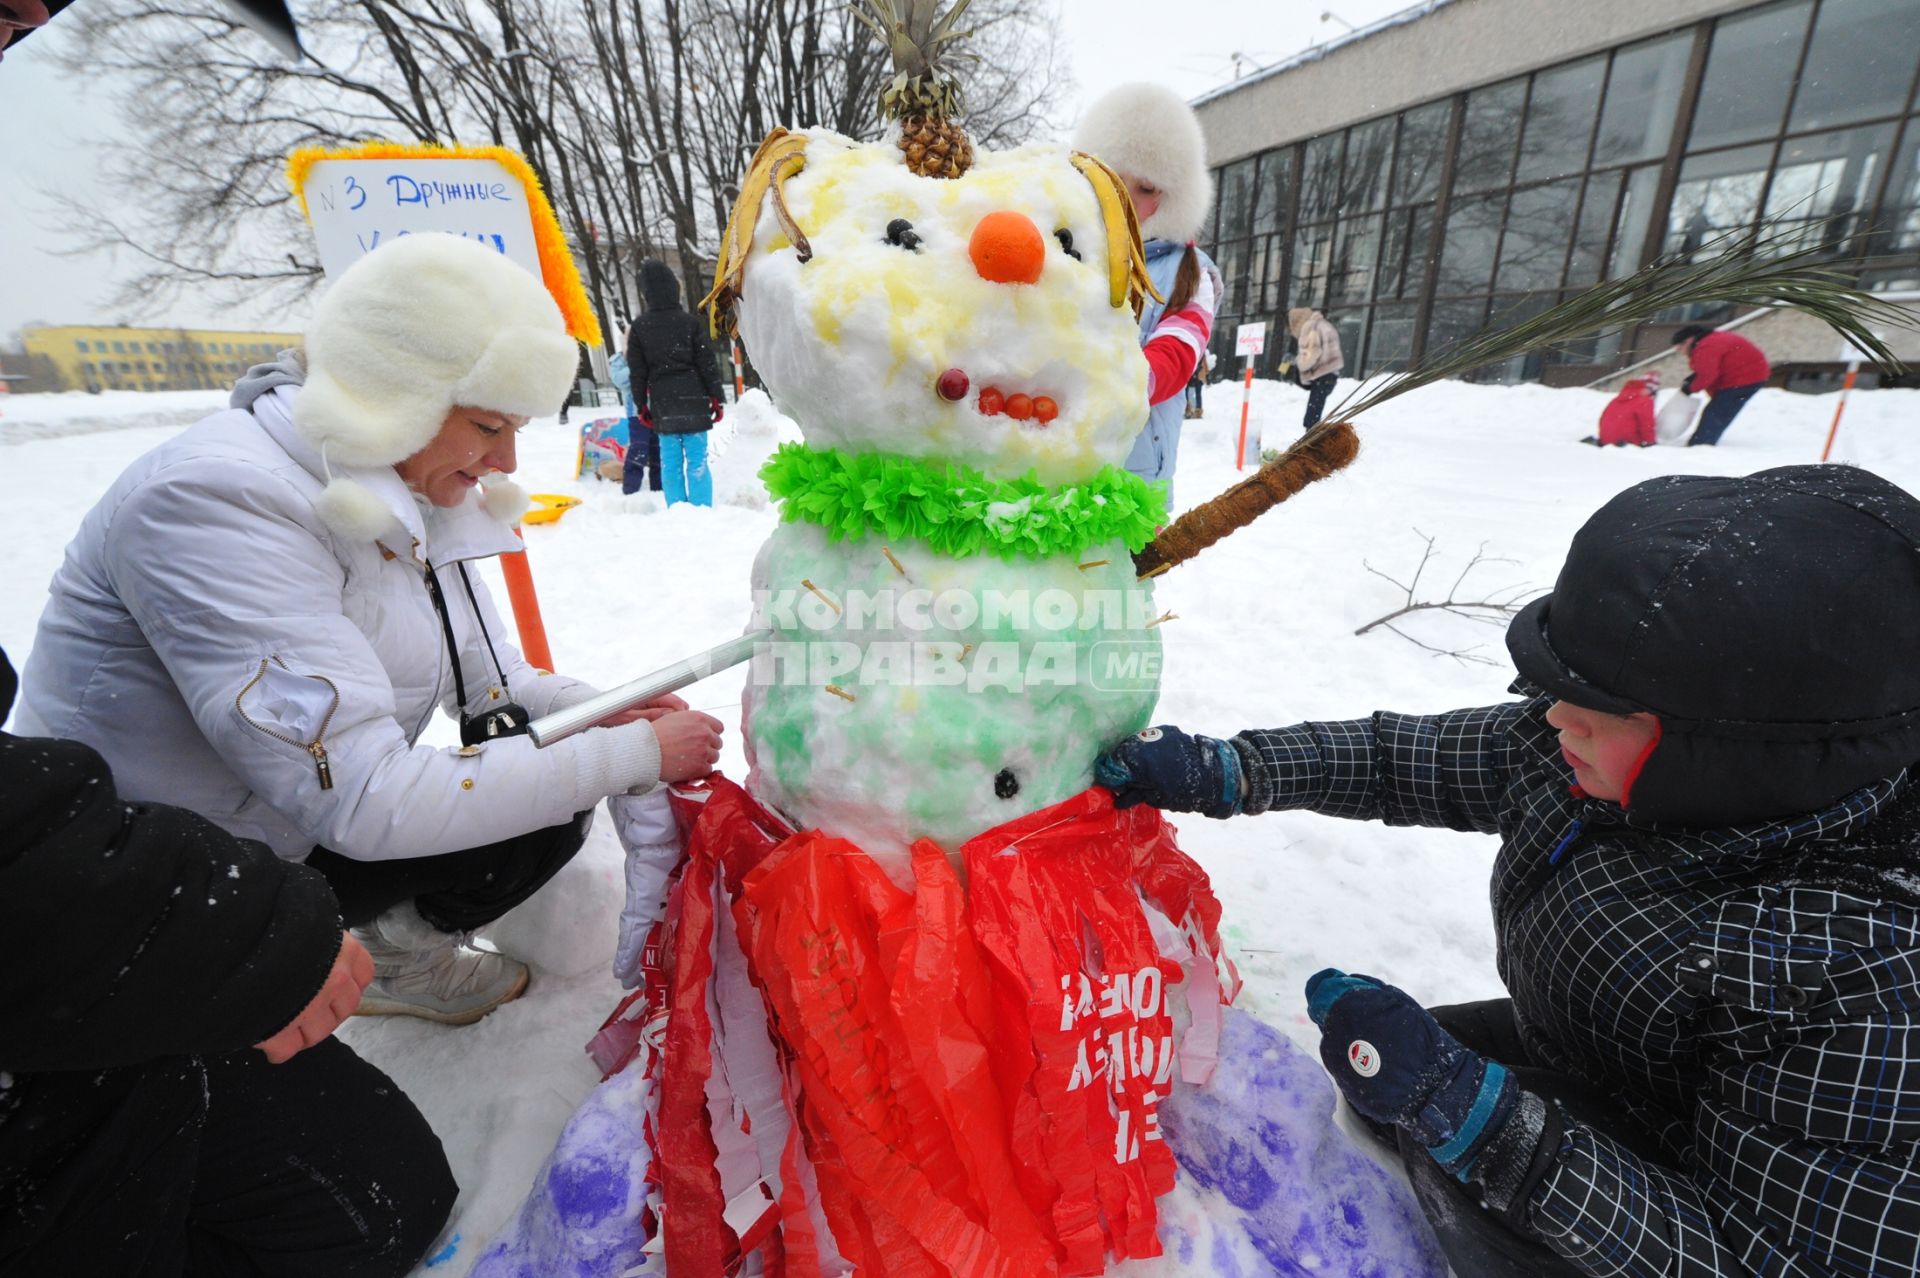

left=20, top=324, right=304, bottom=394
left=1190, top=0, right=1920, bottom=387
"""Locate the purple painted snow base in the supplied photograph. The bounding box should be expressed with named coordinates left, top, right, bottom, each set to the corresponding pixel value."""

left=1148, top=1007, right=1449, bottom=1278
left=473, top=1008, right=1446, bottom=1277
left=469, top=1067, right=660, bottom=1278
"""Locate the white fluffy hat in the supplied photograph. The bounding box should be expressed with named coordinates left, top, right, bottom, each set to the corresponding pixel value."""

left=1072, top=82, right=1214, bottom=244
left=296, top=233, right=579, bottom=470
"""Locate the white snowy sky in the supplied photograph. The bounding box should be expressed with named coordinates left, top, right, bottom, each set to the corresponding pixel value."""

left=0, top=0, right=1408, bottom=339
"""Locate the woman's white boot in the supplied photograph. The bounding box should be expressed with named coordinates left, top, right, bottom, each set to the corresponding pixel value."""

left=351, top=902, right=530, bottom=1025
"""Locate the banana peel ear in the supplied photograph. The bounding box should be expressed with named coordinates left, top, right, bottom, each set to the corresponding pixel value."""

left=1070, top=151, right=1163, bottom=320
left=701, top=129, right=812, bottom=339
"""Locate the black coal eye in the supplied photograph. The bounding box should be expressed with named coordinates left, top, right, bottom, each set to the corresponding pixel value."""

left=885, top=218, right=922, bottom=251
left=1055, top=228, right=1081, bottom=261
left=994, top=768, right=1020, bottom=799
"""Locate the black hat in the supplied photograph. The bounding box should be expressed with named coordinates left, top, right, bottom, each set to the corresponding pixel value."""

left=640, top=260, right=683, bottom=311
left=1508, top=466, right=1920, bottom=826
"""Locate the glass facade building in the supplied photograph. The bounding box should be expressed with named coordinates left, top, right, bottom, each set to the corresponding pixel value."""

left=1200, top=0, right=1920, bottom=383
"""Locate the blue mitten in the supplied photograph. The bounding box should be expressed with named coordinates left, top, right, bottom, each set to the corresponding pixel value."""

left=1095, top=725, right=1244, bottom=817
left=1306, top=969, right=1518, bottom=1179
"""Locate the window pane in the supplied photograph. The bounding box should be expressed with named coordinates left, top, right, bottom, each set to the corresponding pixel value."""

left=1594, top=33, right=1693, bottom=166
left=1497, top=179, right=1581, bottom=292
left=1214, top=240, right=1248, bottom=312
left=1332, top=213, right=1385, bottom=305
left=1689, top=0, right=1813, bottom=150
left=1518, top=56, right=1605, bottom=183
left=1379, top=203, right=1435, bottom=301
left=1257, top=236, right=1288, bottom=312
left=1299, top=135, right=1344, bottom=223
left=1292, top=223, right=1338, bottom=310
left=1252, top=147, right=1294, bottom=236
left=1344, top=119, right=1396, bottom=211
left=1763, top=123, right=1893, bottom=254
left=1454, top=79, right=1526, bottom=193
left=1330, top=311, right=1369, bottom=379
left=1567, top=170, right=1623, bottom=286
left=1425, top=297, right=1488, bottom=359
left=1218, top=158, right=1258, bottom=242
left=1873, top=126, right=1920, bottom=254
left=1479, top=293, right=1559, bottom=383
left=1790, top=0, right=1920, bottom=132
left=1609, top=164, right=1663, bottom=277
left=1368, top=301, right=1419, bottom=372
left=1437, top=191, right=1505, bottom=293
left=1395, top=102, right=1453, bottom=203
left=1664, top=144, right=1773, bottom=257
left=1242, top=234, right=1268, bottom=309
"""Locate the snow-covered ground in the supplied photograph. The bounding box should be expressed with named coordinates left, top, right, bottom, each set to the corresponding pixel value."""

left=4, top=375, right=1916, bottom=1274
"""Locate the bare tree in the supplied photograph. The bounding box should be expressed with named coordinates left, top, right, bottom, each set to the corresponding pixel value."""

left=52, top=0, right=1072, bottom=329
left=1354, top=530, right=1538, bottom=665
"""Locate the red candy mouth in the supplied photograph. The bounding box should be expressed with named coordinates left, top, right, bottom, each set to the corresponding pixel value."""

left=937, top=368, right=1060, bottom=425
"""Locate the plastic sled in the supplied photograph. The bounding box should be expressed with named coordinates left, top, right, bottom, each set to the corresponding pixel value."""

left=521, top=493, right=583, bottom=526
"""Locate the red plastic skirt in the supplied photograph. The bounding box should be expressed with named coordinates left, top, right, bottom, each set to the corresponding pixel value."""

left=587, top=775, right=1238, bottom=1277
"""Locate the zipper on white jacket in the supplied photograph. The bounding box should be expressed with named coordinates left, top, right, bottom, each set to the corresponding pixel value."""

left=235, top=657, right=342, bottom=791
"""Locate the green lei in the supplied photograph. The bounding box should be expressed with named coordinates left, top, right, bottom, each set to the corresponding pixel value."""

left=759, top=442, right=1166, bottom=561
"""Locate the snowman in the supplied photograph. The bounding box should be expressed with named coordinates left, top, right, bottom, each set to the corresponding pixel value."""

left=726, top=126, right=1169, bottom=878
left=474, top=8, right=1445, bottom=1275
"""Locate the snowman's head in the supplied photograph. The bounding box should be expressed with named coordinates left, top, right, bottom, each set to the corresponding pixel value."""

left=709, top=129, right=1155, bottom=484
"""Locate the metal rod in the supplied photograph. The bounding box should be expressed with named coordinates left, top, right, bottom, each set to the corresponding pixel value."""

left=528, top=629, right=771, bottom=747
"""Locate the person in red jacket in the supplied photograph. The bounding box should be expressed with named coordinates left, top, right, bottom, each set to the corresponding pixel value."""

left=1672, top=325, right=1770, bottom=446
left=1583, top=372, right=1659, bottom=447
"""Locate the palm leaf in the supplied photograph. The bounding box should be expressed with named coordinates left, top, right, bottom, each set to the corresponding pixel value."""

left=1328, top=222, right=1915, bottom=424
left=1134, top=222, right=1917, bottom=578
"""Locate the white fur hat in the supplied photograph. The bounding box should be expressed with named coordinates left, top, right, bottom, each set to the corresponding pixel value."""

left=1072, top=82, right=1214, bottom=244
left=296, top=233, right=579, bottom=470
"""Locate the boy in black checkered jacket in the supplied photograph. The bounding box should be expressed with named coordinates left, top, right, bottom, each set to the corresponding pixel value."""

left=1098, top=465, right=1920, bottom=1278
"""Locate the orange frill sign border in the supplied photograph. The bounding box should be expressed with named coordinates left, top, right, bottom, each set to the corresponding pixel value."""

left=285, top=140, right=602, bottom=346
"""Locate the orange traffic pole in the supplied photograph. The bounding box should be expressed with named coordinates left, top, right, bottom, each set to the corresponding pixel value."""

left=1235, top=359, right=1255, bottom=471
left=731, top=340, right=745, bottom=398
left=1819, top=363, right=1859, bottom=462
left=499, top=534, right=555, bottom=672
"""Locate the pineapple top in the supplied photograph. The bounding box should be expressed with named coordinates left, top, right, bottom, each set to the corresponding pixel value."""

left=856, top=0, right=978, bottom=177
left=856, top=0, right=974, bottom=122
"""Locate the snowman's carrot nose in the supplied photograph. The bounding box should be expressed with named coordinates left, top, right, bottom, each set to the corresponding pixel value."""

left=969, top=211, right=1046, bottom=285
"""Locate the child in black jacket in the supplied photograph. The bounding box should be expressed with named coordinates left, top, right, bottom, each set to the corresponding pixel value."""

left=1098, top=465, right=1920, bottom=1278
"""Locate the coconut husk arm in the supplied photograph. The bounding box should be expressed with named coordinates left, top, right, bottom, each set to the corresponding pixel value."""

left=1132, top=422, right=1360, bottom=578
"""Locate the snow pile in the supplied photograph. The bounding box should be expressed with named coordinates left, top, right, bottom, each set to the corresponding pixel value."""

left=3, top=374, right=1917, bottom=1275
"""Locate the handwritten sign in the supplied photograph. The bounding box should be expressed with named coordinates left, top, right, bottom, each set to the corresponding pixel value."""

left=1234, top=321, right=1267, bottom=358
left=300, top=157, right=543, bottom=281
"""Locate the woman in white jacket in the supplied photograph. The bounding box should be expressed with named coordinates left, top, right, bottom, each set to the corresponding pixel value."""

left=20, top=233, right=722, bottom=1025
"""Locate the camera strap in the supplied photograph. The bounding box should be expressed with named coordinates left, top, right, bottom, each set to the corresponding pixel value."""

left=425, top=560, right=531, bottom=747
left=422, top=561, right=474, bottom=722
left=455, top=562, right=511, bottom=689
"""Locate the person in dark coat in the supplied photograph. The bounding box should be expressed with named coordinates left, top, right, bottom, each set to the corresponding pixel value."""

left=1097, top=465, right=1920, bottom=1278
left=625, top=260, right=724, bottom=507
left=1672, top=324, right=1770, bottom=446
left=610, top=316, right=662, bottom=495
left=0, top=645, right=457, bottom=1274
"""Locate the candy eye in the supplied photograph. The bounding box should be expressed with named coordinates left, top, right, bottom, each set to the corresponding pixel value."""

left=1055, top=228, right=1082, bottom=261
left=885, top=218, right=922, bottom=251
